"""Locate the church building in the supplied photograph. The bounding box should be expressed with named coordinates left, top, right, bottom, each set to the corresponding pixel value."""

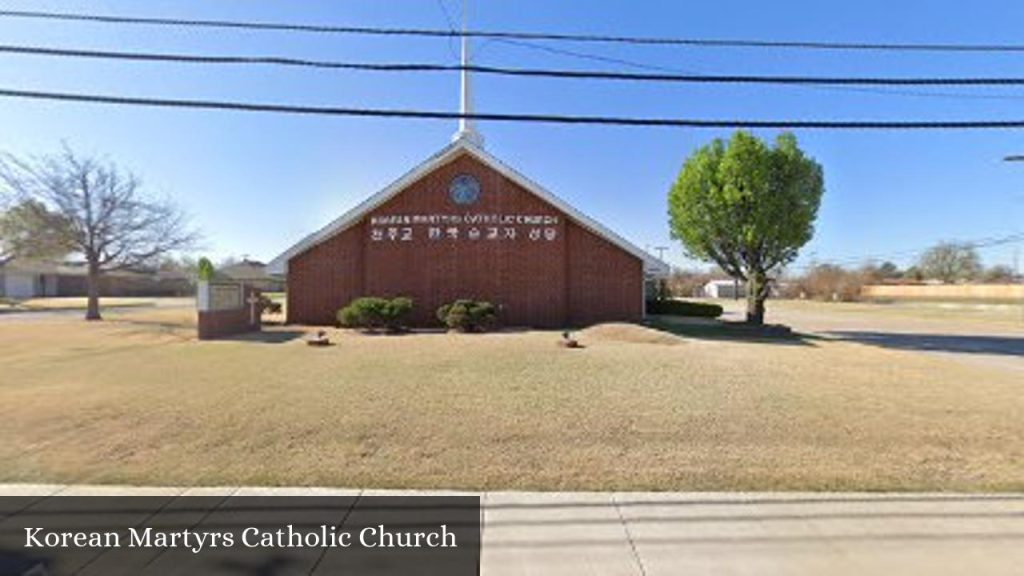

left=269, top=34, right=667, bottom=328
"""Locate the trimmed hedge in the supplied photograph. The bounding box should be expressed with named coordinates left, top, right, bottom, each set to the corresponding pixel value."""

left=337, top=296, right=413, bottom=332
left=646, top=299, right=723, bottom=318
left=437, top=299, right=498, bottom=332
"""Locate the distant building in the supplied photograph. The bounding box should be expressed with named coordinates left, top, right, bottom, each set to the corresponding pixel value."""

left=0, top=258, right=191, bottom=299
left=218, top=259, right=285, bottom=293
left=0, top=259, right=60, bottom=298
left=703, top=279, right=746, bottom=299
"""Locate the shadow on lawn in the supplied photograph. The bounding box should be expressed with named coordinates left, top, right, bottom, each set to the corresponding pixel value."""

left=224, top=330, right=307, bottom=344
left=826, top=331, right=1024, bottom=357
left=643, top=317, right=819, bottom=347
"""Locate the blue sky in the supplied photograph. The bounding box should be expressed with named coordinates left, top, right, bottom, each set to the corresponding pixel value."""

left=0, top=0, right=1022, bottom=272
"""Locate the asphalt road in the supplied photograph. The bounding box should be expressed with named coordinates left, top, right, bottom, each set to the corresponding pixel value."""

left=0, top=298, right=193, bottom=323
left=719, top=300, right=1024, bottom=373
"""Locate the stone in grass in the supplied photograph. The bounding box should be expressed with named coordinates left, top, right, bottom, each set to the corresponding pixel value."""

left=558, top=331, right=583, bottom=349
left=307, top=330, right=331, bottom=347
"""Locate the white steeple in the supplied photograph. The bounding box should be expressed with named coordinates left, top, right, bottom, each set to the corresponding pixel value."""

left=452, top=0, right=484, bottom=147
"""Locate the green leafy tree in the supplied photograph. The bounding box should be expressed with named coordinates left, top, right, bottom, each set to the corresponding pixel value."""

left=903, top=266, right=925, bottom=282
left=668, top=131, right=824, bottom=324
left=0, top=199, right=74, bottom=261
left=918, top=242, right=982, bottom=283
left=876, top=261, right=901, bottom=280
left=197, top=257, right=216, bottom=282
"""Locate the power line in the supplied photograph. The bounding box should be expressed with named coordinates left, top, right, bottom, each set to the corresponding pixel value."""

left=434, top=0, right=460, bottom=62
left=490, top=37, right=1024, bottom=102
left=2, top=8, right=1024, bottom=54
left=489, top=37, right=692, bottom=73
left=8, top=44, right=1024, bottom=87
left=792, top=232, right=1024, bottom=269
left=4, top=86, right=1024, bottom=129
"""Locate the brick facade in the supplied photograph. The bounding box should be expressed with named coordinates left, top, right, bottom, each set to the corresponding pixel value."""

left=286, top=152, right=643, bottom=328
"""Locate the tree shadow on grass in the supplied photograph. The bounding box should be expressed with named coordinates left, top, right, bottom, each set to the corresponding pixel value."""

left=643, top=317, right=820, bottom=347
left=826, top=331, right=1024, bottom=357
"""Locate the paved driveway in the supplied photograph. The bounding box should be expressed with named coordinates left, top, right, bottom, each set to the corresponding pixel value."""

left=0, top=298, right=193, bottom=323
left=717, top=300, right=1024, bottom=373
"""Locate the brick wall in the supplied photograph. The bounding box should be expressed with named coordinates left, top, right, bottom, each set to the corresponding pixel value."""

left=286, top=152, right=643, bottom=328
left=56, top=275, right=192, bottom=297
left=197, top=285, right=262, bottom=340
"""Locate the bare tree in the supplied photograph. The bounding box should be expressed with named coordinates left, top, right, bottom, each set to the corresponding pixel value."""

left=918, top=242, right=982, bottom=284
left=0, top=146, right=200, bottom=320
left=983, top=264, right=1016, bottom=283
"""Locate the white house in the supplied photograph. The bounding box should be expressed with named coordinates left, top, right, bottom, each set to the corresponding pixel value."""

left=0, top=259, right=60, bottom=299
left=703, top=279, right=746, bottom=299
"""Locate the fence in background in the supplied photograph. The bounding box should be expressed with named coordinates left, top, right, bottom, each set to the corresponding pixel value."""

left=862, top=283, right=1024, bottom=302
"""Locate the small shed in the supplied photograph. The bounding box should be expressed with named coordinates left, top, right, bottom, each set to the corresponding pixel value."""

left=703, top=279, right=746, bottom=299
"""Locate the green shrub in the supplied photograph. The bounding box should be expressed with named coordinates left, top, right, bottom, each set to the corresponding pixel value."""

left=646, top=299, right=723, bottom=318
left=337, top=296, right=413, bottom=332
left=258, top=294, right=282, bottom=314
left=437, top=299, right=498, bottom=332
left=197, top=257, right=216, bottom=281
left=388, top=296, right=413, bottom=324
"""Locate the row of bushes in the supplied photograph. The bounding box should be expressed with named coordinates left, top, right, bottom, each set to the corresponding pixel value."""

left=337, top=297, right=497, bottom=333
left=337, top=296, right=721, bottom=331
left=646, top=299, right=723, bottom=318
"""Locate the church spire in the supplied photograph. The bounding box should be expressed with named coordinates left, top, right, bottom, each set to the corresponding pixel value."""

left=452, top=0, right=484, bottom=147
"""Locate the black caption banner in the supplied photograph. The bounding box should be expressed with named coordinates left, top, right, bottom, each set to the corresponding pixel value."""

left=0, top=496, right=480, bottom=575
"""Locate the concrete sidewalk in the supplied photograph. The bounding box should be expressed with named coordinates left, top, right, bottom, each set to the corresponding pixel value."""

left=3, top=484, right=1023, bottom=575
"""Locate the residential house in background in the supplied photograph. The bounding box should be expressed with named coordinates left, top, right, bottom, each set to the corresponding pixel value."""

left=0, top=259, right=60, bottom=298
left=218, top=259, right=286, bottom=293
left=703, top=279, right=746, bottom=299
left=0, top=258, right=192, bottom=299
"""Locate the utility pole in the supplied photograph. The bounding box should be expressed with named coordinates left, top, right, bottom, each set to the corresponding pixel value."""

left=1003, top=154, right=1024, bottom=321
left=653, top=246, right=669, bottom=262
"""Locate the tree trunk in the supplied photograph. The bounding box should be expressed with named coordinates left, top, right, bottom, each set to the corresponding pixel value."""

left=745, top=272, right=768, bottom=325
left=85, top=263, right=102, bottom=321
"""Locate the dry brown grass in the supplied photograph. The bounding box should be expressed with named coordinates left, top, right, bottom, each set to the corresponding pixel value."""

left=0, top=308, right=1022, bottom=491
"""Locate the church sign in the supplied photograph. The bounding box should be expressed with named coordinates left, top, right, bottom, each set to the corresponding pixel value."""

left=368, top=213, right=561, bottom=243
left=195, top=280, right=262, bottom=340
left=196, top=281, right=243, bottom=312
left=209, top=283, right=243, bottom=311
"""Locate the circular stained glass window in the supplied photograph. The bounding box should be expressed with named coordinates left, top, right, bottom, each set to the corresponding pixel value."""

left=449, top=174, right=481, bottom=205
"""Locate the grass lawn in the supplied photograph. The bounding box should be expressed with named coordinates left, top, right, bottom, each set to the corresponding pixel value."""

left=0, top=307, right=1022, bottom=491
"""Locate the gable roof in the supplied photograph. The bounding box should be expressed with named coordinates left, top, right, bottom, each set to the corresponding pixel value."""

left=268, top=139, right=669, bottom=278
left=220, top=259, right=270, bottom=281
